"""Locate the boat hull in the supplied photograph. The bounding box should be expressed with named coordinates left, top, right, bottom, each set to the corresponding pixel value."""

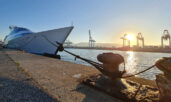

left=5, top=26, right=73, bottom=54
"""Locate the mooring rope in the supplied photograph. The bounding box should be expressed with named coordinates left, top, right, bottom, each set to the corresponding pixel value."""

left=41, top=35, right=59, bottom=47
left=122, top=65, right=155, bottom=78
left=42, top=35, right=156, bottom=78
left=64, top=49, right=156, bottom=78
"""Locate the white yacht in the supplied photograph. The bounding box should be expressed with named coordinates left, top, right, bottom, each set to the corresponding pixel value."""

left=3, top=26, right=73, bottom=55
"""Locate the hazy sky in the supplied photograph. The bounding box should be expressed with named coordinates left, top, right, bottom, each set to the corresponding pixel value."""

left=0, top=0, right=171, bottom=46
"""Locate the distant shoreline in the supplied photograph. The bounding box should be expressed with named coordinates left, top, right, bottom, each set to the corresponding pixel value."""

left=64, top=46, right=171, bottom=53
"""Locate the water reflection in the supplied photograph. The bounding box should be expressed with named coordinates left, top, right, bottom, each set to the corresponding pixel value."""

left=59, top=49, right=169, bottom=80
left=125, top=51, right=137, bottom=74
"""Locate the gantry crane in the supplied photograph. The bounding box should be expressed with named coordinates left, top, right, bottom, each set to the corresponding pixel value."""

left=136, top=32, right=144, bottom=48
left=120, top=34, right=130, bottom=48
left=161, top=30, right=171, bottom=48
left=89, top=30, right=96, bottom=47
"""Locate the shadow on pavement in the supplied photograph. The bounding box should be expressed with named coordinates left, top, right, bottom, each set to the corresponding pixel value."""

left=0, top=77, right=58, bottom=102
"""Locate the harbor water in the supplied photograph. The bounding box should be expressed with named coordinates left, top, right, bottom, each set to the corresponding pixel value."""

left=59, top=48, right=170, bottom=80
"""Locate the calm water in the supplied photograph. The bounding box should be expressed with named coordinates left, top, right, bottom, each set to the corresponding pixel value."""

left=58, top=48, right=170, bottom=80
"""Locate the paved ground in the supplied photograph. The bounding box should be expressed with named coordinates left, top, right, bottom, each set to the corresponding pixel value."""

left=0, top=48, right=58, bottom=102
left=4, top=49, right=122, bottom=102
left=0, top=47, right=158, bottom=102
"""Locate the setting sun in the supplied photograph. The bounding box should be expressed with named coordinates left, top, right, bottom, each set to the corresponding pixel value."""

left=125, top=34, right=134, bottom=41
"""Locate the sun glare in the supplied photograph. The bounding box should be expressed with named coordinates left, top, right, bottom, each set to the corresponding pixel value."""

left=126, top=34, right=134, bottom=41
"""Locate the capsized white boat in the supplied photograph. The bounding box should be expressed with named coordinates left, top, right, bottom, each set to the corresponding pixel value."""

left=3, top=26, right=74, bottom=54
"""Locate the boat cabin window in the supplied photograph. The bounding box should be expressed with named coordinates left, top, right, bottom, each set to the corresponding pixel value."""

left=14, top=28, right=28, bottom=33
left=10, top=27, right=32, bottom=34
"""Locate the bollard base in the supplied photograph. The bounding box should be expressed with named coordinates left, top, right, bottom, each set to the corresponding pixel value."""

left=82, top=74, right=159, bottom=102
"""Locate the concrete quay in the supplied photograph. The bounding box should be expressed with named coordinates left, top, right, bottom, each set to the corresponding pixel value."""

left=0, top=48, right=57, bottom=102
left=0, top=48, right=121, bottom=102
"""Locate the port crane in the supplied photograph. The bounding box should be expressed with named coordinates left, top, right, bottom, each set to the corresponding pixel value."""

left=120, top=34, right=130, bottom=48
left=136, top=32, right=144, bottom=48
left=89, top=30, right=96, bottom=47
left=161, top=30, right=171, bottom=48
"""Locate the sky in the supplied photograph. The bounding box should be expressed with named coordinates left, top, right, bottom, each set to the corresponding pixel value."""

left=0, top=0, right=171, bottom=46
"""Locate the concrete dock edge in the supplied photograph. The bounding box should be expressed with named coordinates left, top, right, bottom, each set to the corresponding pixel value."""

left=4, top=49, right=122, bottom=102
